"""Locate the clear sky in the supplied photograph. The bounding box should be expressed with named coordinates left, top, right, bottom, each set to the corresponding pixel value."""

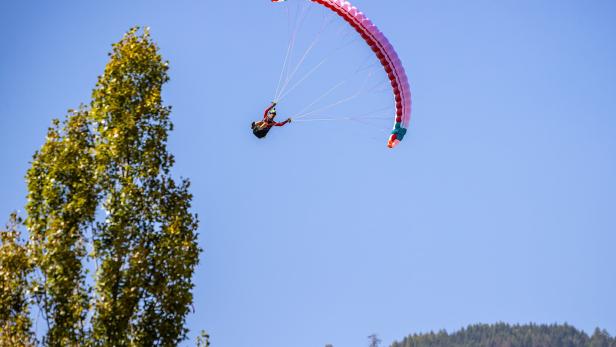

left=1, top=1, right=615, bottom=346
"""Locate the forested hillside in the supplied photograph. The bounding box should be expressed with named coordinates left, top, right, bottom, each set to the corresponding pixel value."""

left=391, top=323, right=616, bottom=347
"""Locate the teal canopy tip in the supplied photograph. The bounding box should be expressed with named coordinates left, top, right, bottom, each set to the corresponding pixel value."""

left=391, top=127, right=407, bottom=141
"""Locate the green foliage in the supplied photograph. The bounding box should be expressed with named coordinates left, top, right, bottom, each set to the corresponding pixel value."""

left=0, top=214, right=35, bottom=346
left=88, top=27, right=199, bottom=347
left=195, top=330, right=210, bottom=347
left=0, top=27, right=200, bottom=346
left=391, top=323, right=616, bottom=347
left=26, top=109, right=96, bottom=346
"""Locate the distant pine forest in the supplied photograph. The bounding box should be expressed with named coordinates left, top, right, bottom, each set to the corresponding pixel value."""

left=390, top=323, right=616, bottom=347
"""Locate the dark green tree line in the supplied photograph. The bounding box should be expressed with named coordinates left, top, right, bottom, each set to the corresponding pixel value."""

left=391, top=323, right=616, bottom=347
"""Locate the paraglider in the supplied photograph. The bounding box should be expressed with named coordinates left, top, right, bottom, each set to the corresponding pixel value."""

left=251, top=102, right=293, bottom=139
left=269, top=0, right=412, bottom=148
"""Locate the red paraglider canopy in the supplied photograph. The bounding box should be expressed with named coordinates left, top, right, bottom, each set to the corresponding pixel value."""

left=272, top=0, right=411, bottom=148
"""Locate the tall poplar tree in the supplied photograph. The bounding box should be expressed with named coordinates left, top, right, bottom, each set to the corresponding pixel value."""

left=89, top=27, right=200, bottom=346
left=0, top=27, right=201, bottom=346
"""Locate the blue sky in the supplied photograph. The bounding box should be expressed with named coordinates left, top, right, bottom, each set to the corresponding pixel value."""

left=1, top=1, right=615, bottom=346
